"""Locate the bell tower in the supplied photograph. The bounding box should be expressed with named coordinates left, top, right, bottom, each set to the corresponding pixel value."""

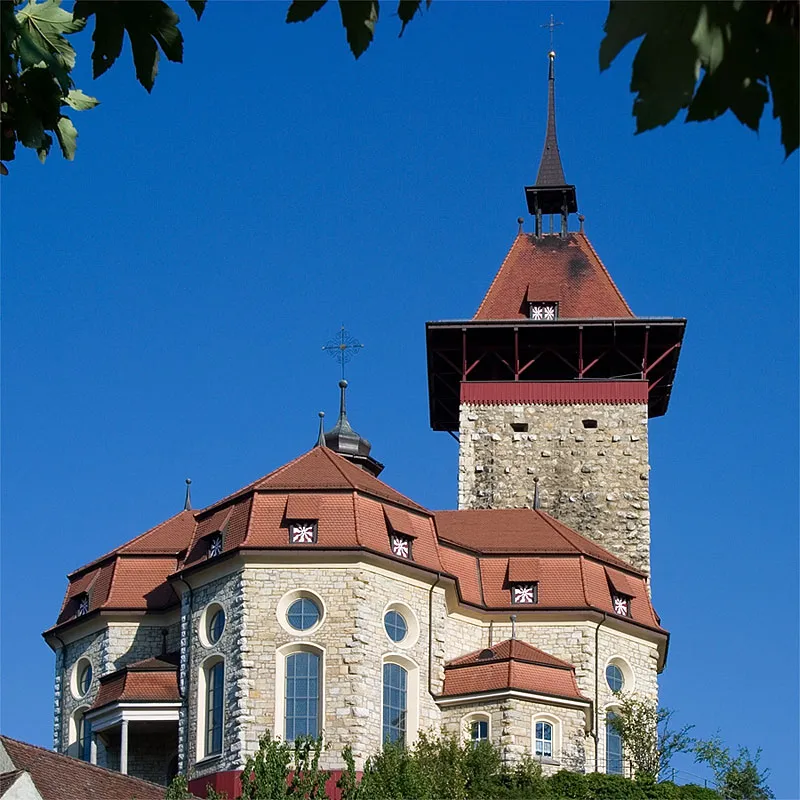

left=425, top=51, right=685, bottom=576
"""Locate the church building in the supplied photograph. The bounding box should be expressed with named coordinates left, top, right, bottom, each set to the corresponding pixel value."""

left=43, top=50, right=685, bottom=797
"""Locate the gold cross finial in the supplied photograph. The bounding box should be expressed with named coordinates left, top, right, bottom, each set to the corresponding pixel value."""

left=322, top=325, right=364, bottom=380
left=540, top=13, right=563, bottom=51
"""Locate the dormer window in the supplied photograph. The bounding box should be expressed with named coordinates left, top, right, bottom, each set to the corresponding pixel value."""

left=76, top=593, right=89, bottom=617
left=289, top=521, right=318, bottom=544
left=511, top=583, right=538, bottom=604
left=207, top=532, right=223, bottom=559
left=390, top=534, right=412, bottom=560
left=612, top=593, right=631, bottom=617
left=529, top=301, right=558, bottom=321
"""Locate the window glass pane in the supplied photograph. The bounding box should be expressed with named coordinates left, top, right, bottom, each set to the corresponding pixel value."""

left=206, top=662, right=224, bottom=755
left=384, top=610, right=408, bottom=643
left=535, top=721, right=553, bottom=757
left=470, top=719, right=488, bottom=745
left=287, top=598, right=320, bottom=631
left=606, top=713, right=624, bottom=774
left=78, top=715, right=92, bottom=762
left=606, top=664, right=624, bottom=693
left=382, top=663, right=407, bottom=745
left=79, top=664, right=92, bottom=696
left=209, top=609, right=225, bottom=644
left=285, top=652, right=320, bottom=741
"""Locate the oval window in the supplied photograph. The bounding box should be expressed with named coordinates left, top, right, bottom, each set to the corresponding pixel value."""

left=384, top=610, right=408, bottom=643
left=287, top=598, right=320, bottom=631
left=78, top=662, right=92, bottom=697
left=208, top=608, right=225, bottom=644
left=606, top=663, right=624, bottom=692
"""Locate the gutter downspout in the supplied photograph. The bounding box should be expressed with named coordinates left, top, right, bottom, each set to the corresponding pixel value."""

left=594, top=613, right=608, bottom=773
left=173, top=576, right=193, bottom=774
left=428, top=573, right=442, bottom=697
left=51, top=633, right=66, bottom=753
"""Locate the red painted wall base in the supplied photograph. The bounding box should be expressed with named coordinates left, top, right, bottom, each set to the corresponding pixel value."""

left=188, top=769, right=351, bottom=799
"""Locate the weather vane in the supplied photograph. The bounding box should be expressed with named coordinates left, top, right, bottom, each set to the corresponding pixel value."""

left=322, top=325, right=364, bottom=380
left=541, top=13, right=563, bottom=50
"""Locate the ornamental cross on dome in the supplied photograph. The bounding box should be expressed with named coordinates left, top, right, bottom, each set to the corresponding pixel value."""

left=540, top=13, right=563, bottom=49
left=322, top=325, right=364, bottom=380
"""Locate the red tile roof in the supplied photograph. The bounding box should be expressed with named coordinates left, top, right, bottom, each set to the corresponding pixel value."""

left=474, top=232, right=634, bottom=320
left=91, top=656, right=180, bottom=710
left=0, top=736, right=169, bottom=800
left=48, top=448, right=663, bottom=638
left=441, top=639, right=587, bottom=701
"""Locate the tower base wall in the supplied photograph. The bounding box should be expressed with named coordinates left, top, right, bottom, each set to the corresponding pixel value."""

left=458, top=400, right=651, bottom=575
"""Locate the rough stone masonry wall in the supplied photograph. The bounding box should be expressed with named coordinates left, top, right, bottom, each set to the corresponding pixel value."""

left=238, top=564, right=447, bottom=772
left=458, top=402, right=651, bottom=574
left=441, top=699, right=588, bottom=773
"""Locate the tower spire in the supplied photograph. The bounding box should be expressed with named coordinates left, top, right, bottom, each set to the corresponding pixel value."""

left=525, top=47, right=578, bottom=238
left=183, top=478, right=192, bottom=511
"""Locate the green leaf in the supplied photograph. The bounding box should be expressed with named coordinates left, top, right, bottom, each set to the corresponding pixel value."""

left=338, top=0, right=379, bottom=59
left=55, top=114, right=77, bottom=159
left=75, top=1, right=125, bottom=79
left=764, top=16, right=799, bottom=158
left=15, top=0, right=85, bottom=71
left=599, top=0, right=661, bottom=72
left=397, top=0, right=422, bottom=37
left=187, top=0, right=206, bottom=20
left=64, top=88, right=100, bottom=111
left=37, top=131, right=53, bottom=163
left=16, top=103, right=46, bottom=148
left=147, top=2, right=183, bottom=63
left=127, top=25, right=159, bottom=92
left=286, top=0, right=328, bottom=24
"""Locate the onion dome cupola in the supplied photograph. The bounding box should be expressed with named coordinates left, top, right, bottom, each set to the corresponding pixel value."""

left=525, top=50, right=577, bottom=238
left=319, top=380, right=384, bottom=478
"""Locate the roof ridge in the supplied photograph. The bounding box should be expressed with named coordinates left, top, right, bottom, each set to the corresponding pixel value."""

left=474, top=233, right=524, bottom=318
left=576, top=231, right=634, bottom=315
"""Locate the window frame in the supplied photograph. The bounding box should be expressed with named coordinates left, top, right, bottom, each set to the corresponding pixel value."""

left=275, top=643, right=325, bottom=745
left=531, top=713, right=561, bottom=763
left=276, top=589, right=326, bottom=636
left=461, top=712, right=491, bottom=747
left=196, top=655, right=225, bottom=761
left=381, top=653, right=419, bottom=747
left=605, top=709, right=624, bottom=775
left=510, top=582, right=539, bottom=605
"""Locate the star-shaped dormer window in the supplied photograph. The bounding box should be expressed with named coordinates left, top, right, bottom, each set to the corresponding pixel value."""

left=207, top=532, right=223, bottom=559
left=76, top=593, right=89, bottom=617
left=612, top=593, right=631, bottom=617
left=390, top=533, right=412, bottom=560
left=289, top=521, right=318, bottom=544
left=529, top=301, right=558, bottom=321
left=511, top=583, right=538, bottom=604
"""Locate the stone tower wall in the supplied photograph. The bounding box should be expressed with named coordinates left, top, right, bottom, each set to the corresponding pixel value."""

left=458, top=401, right=651, bottom=574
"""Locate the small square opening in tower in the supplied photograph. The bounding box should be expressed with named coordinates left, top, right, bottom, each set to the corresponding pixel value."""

left=582, top=419, right=598, bottom=429
left=511, top=422, right=529, bottom=433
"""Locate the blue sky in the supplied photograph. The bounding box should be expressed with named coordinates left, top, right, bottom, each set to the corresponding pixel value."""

left=2, top=1, right=798, bottom=796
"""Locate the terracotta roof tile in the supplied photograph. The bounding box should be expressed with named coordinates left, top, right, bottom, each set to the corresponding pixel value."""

left=474, top=232, right=633, bottom=320
left=92, top=664, right=180, bottom=710
left=508, top=557, right=541, bottom=584
left=0, top=736, right=168, bottom=800
left=285, top=494, right=321, bottom=520
left=104, top=557, right=179, bottom=610
left=437, top=546, right=482, bottom=605
left=441, top=639, right=586, bottom=701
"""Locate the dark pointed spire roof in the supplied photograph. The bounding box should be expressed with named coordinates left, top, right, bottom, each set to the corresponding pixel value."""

left=323, top=380, right=384, bottom=477
left=315, top=411, right=326, bottom=448
left=183, top=479, right=192, bottom=511
left=535, top=52, right=567, bottom=187
left=525, top=51, right=578, bottom=221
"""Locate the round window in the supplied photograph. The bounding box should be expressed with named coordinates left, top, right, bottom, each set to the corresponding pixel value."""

left=208, top=608, right=225, bottom=644
left=384, top=610, right=408, bottom=643
left=606, top=663, right=624, bottom=693
left=287, top=598, right=320, bottom=631
left=78, top=662, right=92, bottom=696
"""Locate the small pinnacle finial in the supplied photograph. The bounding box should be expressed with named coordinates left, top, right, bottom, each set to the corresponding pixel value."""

left=338, top=380, right=348, bottom=419
left=184, top=478, right=192, bottom=511
left=517, top=216, right=524, bottom=234
left=578, top=214, right=585, bottom=233
left=533, top=476, right=541, bottom=510
left=316, top=411, right=326, bottom=448
left=510, top=614, right=517, bottom=640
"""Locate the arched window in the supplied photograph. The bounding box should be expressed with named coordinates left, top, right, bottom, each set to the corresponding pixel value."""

left=71, top=708, right=92, bottom=761
left=606, top=711, right=624, bottom=774
left=382, top=662, right=407, bottom=744
left=205, top=660, right=224, bottom=756
left=534, top=720, right=553, bottom=758
left=462, top=713, right=490, bottom=747
left=285, top=650, right=320, bottom=740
